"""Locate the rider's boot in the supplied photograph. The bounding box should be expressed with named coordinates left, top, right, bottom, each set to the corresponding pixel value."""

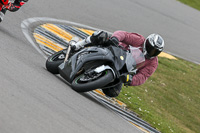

left=102, top=83, right=123, bottom=97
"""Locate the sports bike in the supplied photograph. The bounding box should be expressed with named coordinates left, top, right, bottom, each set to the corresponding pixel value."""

left=46, top=37, right=145, bottom=92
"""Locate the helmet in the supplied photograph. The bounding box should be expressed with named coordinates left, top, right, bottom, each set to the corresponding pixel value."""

left=143, top=34, right=164, bottom=59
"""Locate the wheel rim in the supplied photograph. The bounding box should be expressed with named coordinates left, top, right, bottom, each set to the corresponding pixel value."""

left=75, top=71, right=108, bottom=84
left=50, top=53, right=65, bottom=61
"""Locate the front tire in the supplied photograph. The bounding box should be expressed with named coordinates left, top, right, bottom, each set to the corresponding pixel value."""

left=46, top=50, right=66, bottom=74
left=71, top=70, right=114, bottom=92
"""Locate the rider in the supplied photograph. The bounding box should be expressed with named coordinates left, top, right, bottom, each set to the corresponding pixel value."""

left=73, top=30, right=165, bottom=97
left=0, top=0, right=28, bottom=22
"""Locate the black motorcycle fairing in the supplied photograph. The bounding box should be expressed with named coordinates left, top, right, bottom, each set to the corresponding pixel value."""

left=108, top=46, right=127, bottom=71
left=59, top=46, right=116, bottom=83
left=47, top=42, right=145, bottom=92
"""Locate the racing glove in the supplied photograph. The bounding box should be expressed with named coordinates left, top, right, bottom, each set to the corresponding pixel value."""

left=71, top=36, right=92, bottom=51
left=110, top=36, right=119, bottom=46
left=90, top=31, right=109, bottom=45
left=120, top=74, right=133, bottom=86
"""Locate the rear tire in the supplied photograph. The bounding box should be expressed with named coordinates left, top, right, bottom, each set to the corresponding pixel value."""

left=71, top=70, right=114, bottom=92
left=46, top=50, right=65, bottom=74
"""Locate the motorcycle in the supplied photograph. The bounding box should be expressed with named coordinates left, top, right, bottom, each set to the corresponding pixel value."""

left=46, top=37, right=145, bottom=92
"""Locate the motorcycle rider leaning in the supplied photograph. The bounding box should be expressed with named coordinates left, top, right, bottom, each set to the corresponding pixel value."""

left=0, top=0, right=28, bottom=22
left=73, top=30, right=165, bottom=97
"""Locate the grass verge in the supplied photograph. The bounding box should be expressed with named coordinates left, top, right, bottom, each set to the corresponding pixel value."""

left=116, top=57, right=200, bottom=133
left=178, top=0, right=200, bottom=11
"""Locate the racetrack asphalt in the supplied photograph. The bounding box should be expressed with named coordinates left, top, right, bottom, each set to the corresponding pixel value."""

left=0, top=0, right=199, bottom=133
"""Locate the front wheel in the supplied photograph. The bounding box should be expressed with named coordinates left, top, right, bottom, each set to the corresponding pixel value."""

left=46, top=50, right=66, bottom=74
left=71, top=70, right=114, bottom=92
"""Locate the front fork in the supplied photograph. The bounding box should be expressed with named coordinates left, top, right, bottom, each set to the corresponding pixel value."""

left=64, top=37, right=80, bottom=63
left=64, top=44, right=71, bottom=63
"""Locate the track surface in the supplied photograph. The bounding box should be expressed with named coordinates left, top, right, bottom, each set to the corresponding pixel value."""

left=0, top=0, right=199, bottom=133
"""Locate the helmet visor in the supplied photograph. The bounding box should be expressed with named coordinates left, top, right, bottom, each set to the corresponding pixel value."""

left=145, top=39, right=161, bottom=58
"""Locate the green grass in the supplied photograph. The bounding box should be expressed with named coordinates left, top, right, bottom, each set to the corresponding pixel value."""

left=116, top=57, right=200, bottom=133
left=116, top=2, right=200, bottom=132
left=178, top=0, right=200, bottom=11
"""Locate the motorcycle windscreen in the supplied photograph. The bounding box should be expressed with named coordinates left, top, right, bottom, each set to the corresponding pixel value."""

left=125, top=46, right=145, bottom=72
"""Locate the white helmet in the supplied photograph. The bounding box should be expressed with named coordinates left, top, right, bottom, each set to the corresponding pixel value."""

left=143, top=34, right=164, bottom=59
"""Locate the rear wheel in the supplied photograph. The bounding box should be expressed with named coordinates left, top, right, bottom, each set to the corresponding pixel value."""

left=71, top=70, right=114, bottom=92
left=46, top=50, right=66, bottom=74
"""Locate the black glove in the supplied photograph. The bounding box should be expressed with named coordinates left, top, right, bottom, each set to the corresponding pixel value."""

left=110, top=36, right=119, bottom=46
left=120, top=74, right=133, bottom=86
left=90, top=31, right=109, bottom=45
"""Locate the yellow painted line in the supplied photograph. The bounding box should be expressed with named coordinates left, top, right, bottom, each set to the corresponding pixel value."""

left=35, top=38, right=61, bottom=52
left=41, top=23, right=73, bottom=41
left=113, top=98, right=126, bottom=107
left=94, top=89, right=126, bottom=107
left=34, top=33, right=64, bottom=50
left=33, top=33, right=64, bottom=52
left=94, top=89, right=105, bottom=96
left=130, top=122, right=150, bottom=133
left=159, top=52, right=177, bottom=60
left=75, top=27, right=95, bottom=36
